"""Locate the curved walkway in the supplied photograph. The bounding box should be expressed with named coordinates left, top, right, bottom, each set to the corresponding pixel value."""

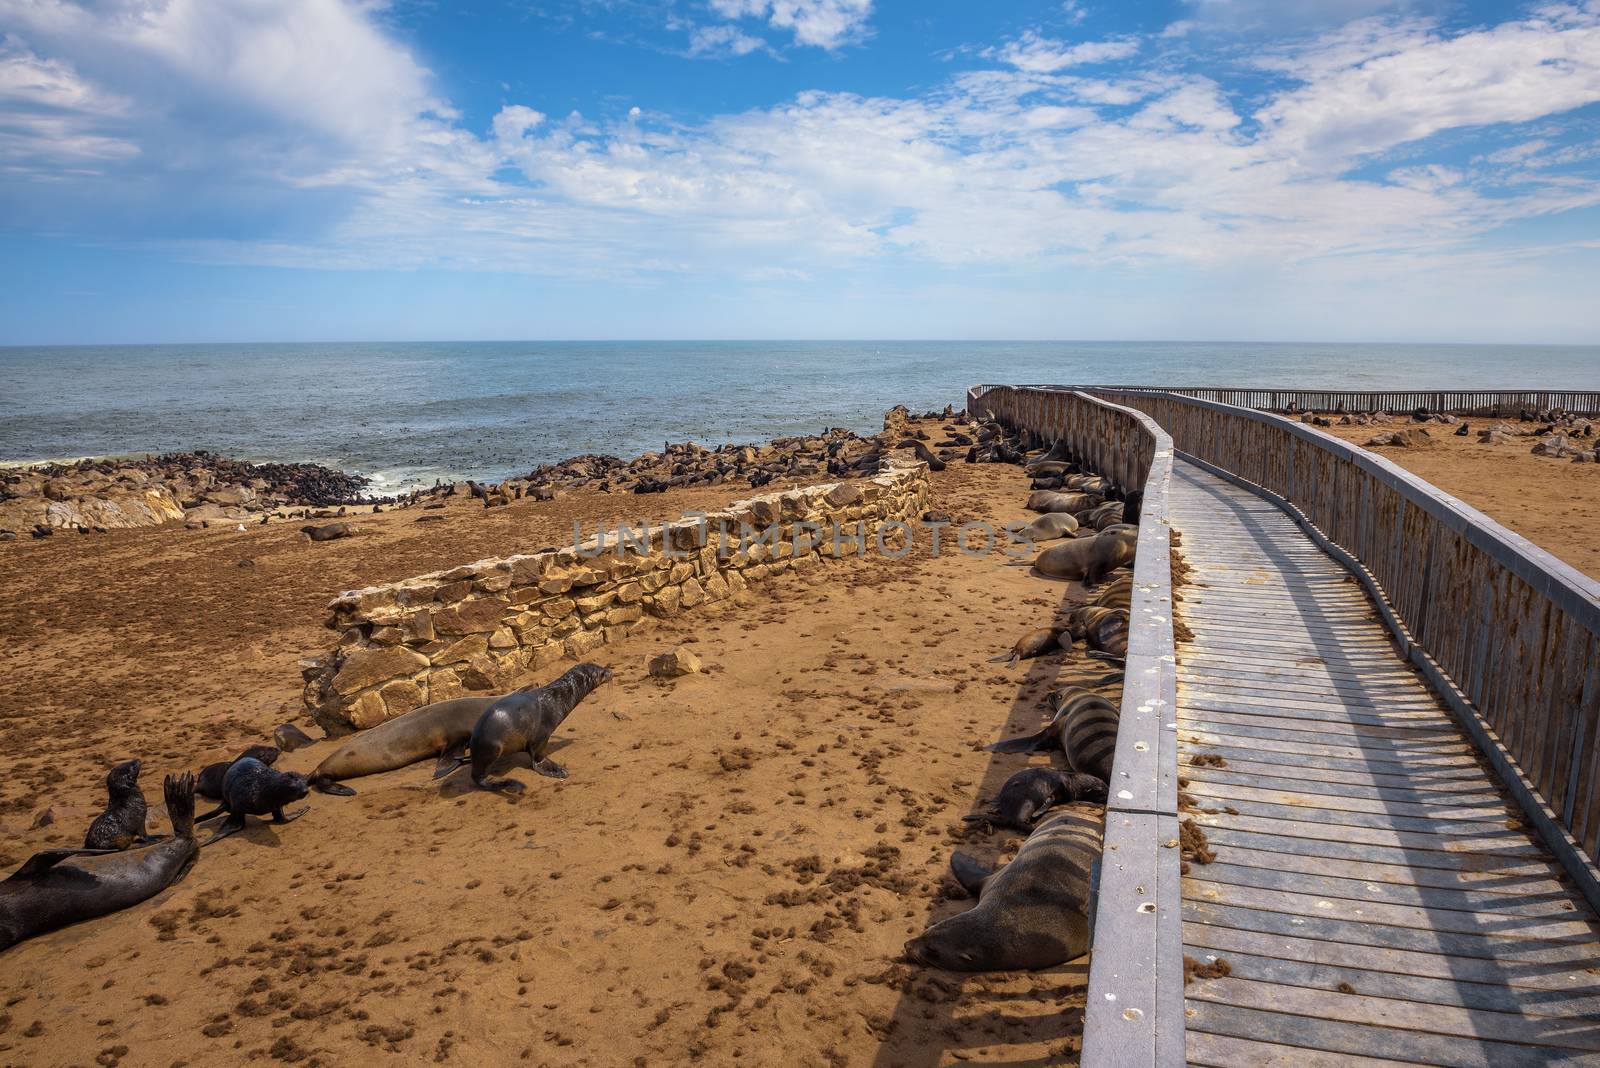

left=1171, top=460, right=1600, bottom=1067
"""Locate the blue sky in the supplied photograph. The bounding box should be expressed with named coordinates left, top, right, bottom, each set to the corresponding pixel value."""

left=1, top=0, right=1598, bottom=343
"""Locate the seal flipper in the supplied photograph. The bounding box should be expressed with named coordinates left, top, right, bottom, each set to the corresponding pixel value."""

left=532, top=757, right=568, bottom=780
left=7, top=848, right=115, bottom=881
left=986, top=729, right=1050, bottom=754
left=431, top=742, right=469, bottom=780
left=202, top=813, right=248, bottom=846
left=948, top=852, right=994, bottom=898
left=313, top=777, right=357, bottom=796
left=194, top=804, right=227, bottom=823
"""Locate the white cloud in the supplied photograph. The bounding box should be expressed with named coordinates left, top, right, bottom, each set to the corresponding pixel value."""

left=992, top=31, right=1140, bottom=73
left=3, top=0, right=1600, bottom=326
left=688, top=23, right=767, bottom=56
left=709, top=0, right=873, bottom=50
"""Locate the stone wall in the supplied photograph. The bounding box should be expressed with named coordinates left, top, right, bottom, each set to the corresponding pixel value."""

left=302, top=460, right=931, bottom=733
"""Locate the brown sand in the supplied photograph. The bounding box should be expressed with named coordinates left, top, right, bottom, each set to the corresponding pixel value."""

left=1324, top=423, right=1600, bottom=580
left=0, top=462, right=1111, bottom=1066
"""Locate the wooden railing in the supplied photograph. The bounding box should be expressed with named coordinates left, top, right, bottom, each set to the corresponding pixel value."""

left=967, top=386, right=1184, bottom=1068
left=1076, top=389, right=1600, bottom=912
left=989, top=385, right=1600, bottom=416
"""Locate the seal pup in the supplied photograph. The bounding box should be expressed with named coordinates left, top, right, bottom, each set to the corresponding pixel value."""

left=310, top=693, right=524, bottom=795
left=987, top=687, right=1120, bottom=781
left=1086, top=500, right=1124, bottom=530
left=1006, top=512, right=1079, bottom=544
left=988, top=629, right=1068, bottom=667
left=196, top=758, right=310, bottom=843
left=197, top=746, right=281, bottom=802
left=2, top=774, right=200, bottom=953
left=83, top=760, right=151, bottom=851
left=451, top=663, right=614, bottom=794
left=962, top=769, right=1107, bottom=832
left=906, top=808, right=1102, bottom=971
left=1024, top=531, right=1136, bottom=586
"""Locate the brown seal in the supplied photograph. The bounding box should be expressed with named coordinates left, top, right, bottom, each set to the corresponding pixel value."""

left=1026, top=490, right=1101, bottom=514
left=1026, top=530, right=1136, bottom=585
left=905, top=807, right=1102, bottom=971
left=988, top=628, right=1068, bottom=666
left=2, top=774, right=200, bottom=953
left=308, top=693, right=519, bottom=795
left=1007, top=512, right=1080, bottom=543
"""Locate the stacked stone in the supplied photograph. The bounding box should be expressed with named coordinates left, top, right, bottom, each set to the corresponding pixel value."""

left=301, top=459, right=931, bottom=734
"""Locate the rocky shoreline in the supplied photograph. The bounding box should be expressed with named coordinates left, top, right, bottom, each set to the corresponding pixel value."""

left=0, top=405, right=981, bottom=540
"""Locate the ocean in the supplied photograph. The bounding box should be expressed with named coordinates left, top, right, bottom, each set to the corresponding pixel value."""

left=3, top=340, right=1597, bottom=494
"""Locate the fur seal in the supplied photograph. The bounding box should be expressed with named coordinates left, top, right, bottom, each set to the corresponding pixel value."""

left=447, top=663, right=613, bottom=794
left=1026, top=491, right=1101, bottom=515
left=1027, top=441, right=1072, bottom=468
left=196, top=758, right=310, bottom=843
left=3, top=774, right=200, bottom=953
left=301, top=522, right=352, bottom=542
left=84, top=760, right=150, bottom=851
left=1093, top=574, right=1133, bottom=611
left=274, top=723, right=316, bottom=752
left=1007, top=512, right=1079, bottom=543
left=987, top=687, right=1120, bottom=780
left=906, top=807, right=1103, bottom=971
left=1085, top=500, right=1124, bottom=530
left=1025, top=531, right=1136, bottom=585
left=988, top=629, right=1068, bottom=666
left=895, top=439, right=947, bottom=472
left=1062, top=606, right=1130, bottom=660
left=962, top=769, right=1107, bottom=831
left=309, top=693, right=522, bottom=795
left=197, top=745, right=281, bottom=802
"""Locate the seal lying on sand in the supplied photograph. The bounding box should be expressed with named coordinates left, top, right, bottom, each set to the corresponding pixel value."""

left=962, top=769, right=1107, bottom=831
left=83, top=759, right=150, bottom=851
left=197, top=745, right=281, bottom=802
left=988, top=629, right=1068, bottom=666
left=987, top=687, right=1120, bottom=780
left=1025, top=530, right=1136, bottom=585
left=274, top=723, right=316, bottom=752
left=301, top=522, right=352, bottom=542
left=1062, top=606, right=1130, bottom=660
left=196, top=758, right=310, bottom=843
left=906, top=807, right=1102, bottom=971
left=309, top=693, right=525, bottom=795
left=1026, top=491, right=1101, bottom=515
left=2, top=774, right=200, bottom=953
left=443, top=663, right=613, bottom=794
left=1007, top=513, right=1079, bottom=543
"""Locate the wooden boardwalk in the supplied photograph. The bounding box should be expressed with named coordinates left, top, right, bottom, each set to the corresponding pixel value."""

left=1170, top=460, right=1600, bottom=1067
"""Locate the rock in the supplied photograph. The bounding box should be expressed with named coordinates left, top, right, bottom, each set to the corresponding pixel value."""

left=1533, top=433, right=1583, bottom=459
left=1364, top=428, right=1433, bottom=449
left=330, top=646, right=429, bottom=696
left=649, top=646, right=702, bottom=678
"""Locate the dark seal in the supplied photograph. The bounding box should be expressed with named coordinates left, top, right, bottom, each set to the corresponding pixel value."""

left=986, top=687, right=1120, bottom=781
left=196, top=758, right=310, bottom=843
left=906, top=807, right=1103, bottom=971
left=962, top=768, right=1107, bottom=832
left=448, top=663, right=613, bottom=794
left=197, top=745, right=281, bottom=802
left=2, top=774, right=200, bottom=953
left=83, top=759, right=150, bottom=851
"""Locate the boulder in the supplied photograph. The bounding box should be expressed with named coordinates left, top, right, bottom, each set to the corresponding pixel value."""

left=649, top=646, right=702, bottom=679
left=1364, top=428, right=1433, bottom=449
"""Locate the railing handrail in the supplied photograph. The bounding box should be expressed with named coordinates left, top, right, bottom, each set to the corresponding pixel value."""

left=970, top=383, right=1600, bottom=415
left=967, top=385, right=1184, bottom=1068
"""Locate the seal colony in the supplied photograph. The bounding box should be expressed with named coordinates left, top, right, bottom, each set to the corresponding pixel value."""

left=0, top=404, right=1151, bottom=1064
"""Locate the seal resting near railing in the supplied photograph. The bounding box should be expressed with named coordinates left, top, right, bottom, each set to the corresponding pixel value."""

left=1022, top=529, right=1135, bottom=585
left=962, top=768, right=1106, bottom=832
left=987, top=687, right=1120, bottom=781
left=906, top=807, right=1102, bottom=971
left=988, top=628, right=1069, bottom=666
left=2, top=774, right=200, bottom=953
left=1007, top=512, right=1079, bottom=543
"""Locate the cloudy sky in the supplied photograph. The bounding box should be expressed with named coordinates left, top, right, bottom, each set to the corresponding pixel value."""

left=1, top=0, right=1598, bottom=343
